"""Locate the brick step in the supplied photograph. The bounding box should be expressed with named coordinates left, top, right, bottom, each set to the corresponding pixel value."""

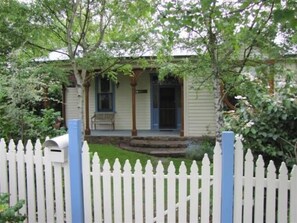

left=119, top=143, right=186, bottom=157
left=129, top=139, right=188, bottom=149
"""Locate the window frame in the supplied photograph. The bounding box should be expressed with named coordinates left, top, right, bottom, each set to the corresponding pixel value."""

left=96, top=76, right=115, bottom=112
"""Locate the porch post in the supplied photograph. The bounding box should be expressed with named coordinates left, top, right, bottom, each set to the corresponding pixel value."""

left=130, top=73, right=138, bottom=136
left=179, top=78, right=184, bottom=137
left=84, top=79, right=91, bottom=135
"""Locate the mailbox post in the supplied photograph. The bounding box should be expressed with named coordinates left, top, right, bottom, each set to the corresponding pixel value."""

left=68, top=119, right=84, bottom=223
left=44, top=119, right=84, bottom=223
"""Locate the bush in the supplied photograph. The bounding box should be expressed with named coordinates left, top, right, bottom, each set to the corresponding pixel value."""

left=0, top=193, right=26, bottom=222
left=186, top=137, right=215, bottom=161
left=225, top=77, right=297, bottom=167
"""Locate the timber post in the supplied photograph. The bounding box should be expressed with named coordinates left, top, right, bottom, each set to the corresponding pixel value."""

left=84, top=80, right=91, bottom=135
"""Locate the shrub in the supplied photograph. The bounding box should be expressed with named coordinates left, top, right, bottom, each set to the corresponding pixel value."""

left=0, top=193, right=26, bottom=222
left=225, top=77, right=297, bottom=167
left=186, top=137, right=215, bottom=161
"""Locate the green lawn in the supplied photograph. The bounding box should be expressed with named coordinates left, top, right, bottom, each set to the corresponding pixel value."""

left=88, top=144, right=196, bottom=173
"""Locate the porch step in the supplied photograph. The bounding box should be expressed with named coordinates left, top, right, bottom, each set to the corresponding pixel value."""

left=119, top=138, right=189, bottom=157
left=129, top=139, right=188, bottom=149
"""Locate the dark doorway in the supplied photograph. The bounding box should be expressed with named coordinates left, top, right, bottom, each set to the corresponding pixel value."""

left=159, top=87, right=176, bottom=129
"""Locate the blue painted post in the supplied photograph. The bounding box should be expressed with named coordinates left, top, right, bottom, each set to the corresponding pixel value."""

left=221, top=131, right=235, bottom=223
left=68, top=119, right=84, bottom=223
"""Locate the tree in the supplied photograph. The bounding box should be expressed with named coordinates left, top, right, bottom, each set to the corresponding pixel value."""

left=25, top=0, right=156, bottom=135
left=0, top=0, right=32, bottom=63
left=0, top=60, right=66, bottom=141
left=0, top=1, right=68, bottom=141
left=157, top=0, right=283, bottom=141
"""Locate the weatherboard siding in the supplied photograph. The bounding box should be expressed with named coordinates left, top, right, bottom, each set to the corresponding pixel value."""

left=184, top=78, right=216, bottom=137
left=66, top=74, right=216, bottom=136
left=114, top=74, right=151, bottom=130
left=65, top=87, right=79, bottom=123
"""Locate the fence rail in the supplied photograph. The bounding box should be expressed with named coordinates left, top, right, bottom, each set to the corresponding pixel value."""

left=0, top=127, right=296, bottom=223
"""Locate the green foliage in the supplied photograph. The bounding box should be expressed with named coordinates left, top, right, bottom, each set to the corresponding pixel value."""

left=157, top=0, right=284, bottom=140
left=0, top=62, right=66, bottom=142
left=186, top=137, right=215, bottom=161
left=0, top=0, right=32, bottom=62
left=225, top=76, right=297, bottom=167
left=0, top=193, right=26, bottom=223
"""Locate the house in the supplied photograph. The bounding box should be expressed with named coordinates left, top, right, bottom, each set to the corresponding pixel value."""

left=44, top=48, right=216, bottom=137
left=64, top=67, right=217, bottom=137
left=39, top=49, right=297, bottom=139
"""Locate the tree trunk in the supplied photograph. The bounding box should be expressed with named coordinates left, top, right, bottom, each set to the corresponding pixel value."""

left=213, top=75, right=224, bottom=143
left=73, top=66, right=85, bottom=139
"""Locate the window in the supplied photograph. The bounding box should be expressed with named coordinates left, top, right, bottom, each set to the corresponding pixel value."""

left=97, top=77, right=114, bottom=111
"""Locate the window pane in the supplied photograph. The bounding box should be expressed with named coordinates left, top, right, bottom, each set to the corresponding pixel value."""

left=100, top=77, right=110, bottom=92
left=98, top=93, right=112, bottom=110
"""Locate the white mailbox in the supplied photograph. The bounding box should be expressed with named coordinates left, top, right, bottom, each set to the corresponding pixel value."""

left=44, top=134, right=69, bottom=163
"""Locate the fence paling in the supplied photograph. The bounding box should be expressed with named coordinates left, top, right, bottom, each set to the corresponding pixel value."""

left=167, top=162, right=176, bottom=223
left=113, top=159, right=123, bottom=223
left=201, top=154, right=211, bottom=223
left=102, top=159, right=112, bottom=223
left=35, top=140, right=46, bottom=223
left=233, top=137, right=244, bottom=223
left=16, top=140, right=26, bottom=218
left=266, top=161, right=277, bottom=223
left=123, top=160, right=133, bottom=223
left=145, top=160, right=154, bottom=223
left=44, top=147, right=55, bottom=223
left=82, top=141, right=92, bottom=223
left=254, top=155, right=265, bottom=223
left=189, top=161, right=199, bottom=223
left=8, top=140, right=17, bottom=206
left=290, top=166, right=297, bottom=222
left=0, top=139, right=8, bottom=194
left=233, top=137, right=297, bottom=223
left=26, top=140, right=37, bottom=223
left=134, top=160, right=143, bottom=223
left=212, top=142, right=222, bottom=223
left=92, top=153, right=102, bottom=223
left=0, top=139, right=71, bottom=223
left=156, top=161, right=165, bottom=223
left=278, top=163, right=288, bottom=222
left=178, top=162, right=188, bottom=223
left=243, top=149, right=254, bottom=223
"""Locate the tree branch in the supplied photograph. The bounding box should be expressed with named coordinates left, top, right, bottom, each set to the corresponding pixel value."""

left=25, top=41, right=69, bottom=57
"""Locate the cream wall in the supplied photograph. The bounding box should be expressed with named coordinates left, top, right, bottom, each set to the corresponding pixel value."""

left=114, top=73, right=151, bottom=130
left=184, top=77, right=216, bottom=137
left=65, top=88, right=79, bottom=122
left=66, top=74, right=217, bottom=136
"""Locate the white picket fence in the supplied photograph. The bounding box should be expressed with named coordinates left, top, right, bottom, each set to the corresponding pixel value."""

left=81, top=141, right=222, bottom=223
left=233, top=139, right=297, bottom=223
left=0, top=138, right=71, bottom=223
left=0, top=136, right=296, bottom=222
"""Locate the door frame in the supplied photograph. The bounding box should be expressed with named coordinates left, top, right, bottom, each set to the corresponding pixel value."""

left=150, top=74, right=181, bottom=130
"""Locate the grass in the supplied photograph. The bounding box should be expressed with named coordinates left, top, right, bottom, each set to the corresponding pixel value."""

left=88, top=144, right=196, bottom=172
